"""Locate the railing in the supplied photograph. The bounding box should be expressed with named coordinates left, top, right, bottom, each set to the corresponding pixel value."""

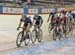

left=0, top=0, right=75, bottom=8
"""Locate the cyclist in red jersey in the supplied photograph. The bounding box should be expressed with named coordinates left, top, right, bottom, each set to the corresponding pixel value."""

left=60, top=10, right=68, bottom=33
left=53, top=13, right=62, bottom=31
left=60, top=10, right=68, bottom=24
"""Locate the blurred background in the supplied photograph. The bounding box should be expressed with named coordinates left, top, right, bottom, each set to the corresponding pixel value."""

left=0, top=0, right=75, bottom=8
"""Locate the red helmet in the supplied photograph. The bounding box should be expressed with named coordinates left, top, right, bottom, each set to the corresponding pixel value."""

left=60, top=10, right=66, bottom=14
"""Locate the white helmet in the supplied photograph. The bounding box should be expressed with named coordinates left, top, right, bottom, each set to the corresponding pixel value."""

left=52, top=8, right=57, bottom=13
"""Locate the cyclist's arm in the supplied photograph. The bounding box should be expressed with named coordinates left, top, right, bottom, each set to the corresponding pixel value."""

left=66, top=17, right=69, bottom=24
left=18, top=21, right=22, bottom=28
left=30, top=19, right=33, bottom=26
left=33, top=17, right=36, bottom=25
left=18, top=18, right=23, bottom=28
left=40, top=16, right=43, bottom=25
left=17, top=20, right=22, bottom=30
left=47, top=14, right=51, bottom=22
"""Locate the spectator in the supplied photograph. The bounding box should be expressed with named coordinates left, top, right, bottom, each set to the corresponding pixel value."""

left=27, top=0, right=31, bottom=5
left=22, top=0, right=32, bottom=7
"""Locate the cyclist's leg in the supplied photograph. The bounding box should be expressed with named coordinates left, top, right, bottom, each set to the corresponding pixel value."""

left=60, top=23, right=63, bottom=36
left=38, top=20, right=43, bottom=32
left=38, top=25, right=41, bottom=31
left=69, top=19, right=72, bottom=32
left=59, top=24, right=62, bottom=32
left=50, top=21, right=53, bottom=31
left=35, top=20, right=41, bottom=31
left=26, top=23, right=31, bottom=33
left=72, top=19, right=74, bottom=28
left=73, top=16, right=75, bottom=23
left=20, top=26, right=26, bottom=42
left=25, top=23, right=31, bottom=38
left=70, top=19, right=74, bottom=32
left=62, top=21, right=64, bottom=33
left=63, top=21, right=66, bottom=33
left=34, top=21, right=40, bottom=37
left=22, top=27, right=24, bottom=37
left=50, top=21, right=54, bottom=31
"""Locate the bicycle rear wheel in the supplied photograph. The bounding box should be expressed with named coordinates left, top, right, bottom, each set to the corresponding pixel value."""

left=16, top=31, right=22, bottom=47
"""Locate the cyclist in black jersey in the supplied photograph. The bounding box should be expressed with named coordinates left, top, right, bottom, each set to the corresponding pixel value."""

left=47, top=11, right=57, bottom=31
left=33, top=14, right=43, bottom=29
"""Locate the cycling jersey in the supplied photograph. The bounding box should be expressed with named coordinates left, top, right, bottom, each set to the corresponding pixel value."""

left=20, top=17, right=32, bottom=26
left=33, top=16, right=43, bottom=25
left=60, top=13, right=68, bottom=24
left=49, top=12, right=56, bottom=22
left=67, top=12, right=73, bottom=20
left=54, top=16, right=61, bottom=25
left=72, top=13, right=75, bottom=18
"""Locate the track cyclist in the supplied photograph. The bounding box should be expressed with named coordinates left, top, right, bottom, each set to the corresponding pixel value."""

left=33, top=14, right=43, bottom=31
left=66, top=10, right=74, bottom=32
left=17, top=14, right=32, bottom=42
left=47, top=9, right=57, bottom=32
left=60, top=10, right=69, bottom=37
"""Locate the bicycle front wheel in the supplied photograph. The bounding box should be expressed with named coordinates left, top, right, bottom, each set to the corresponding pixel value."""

left=38, top=29, right=43, bottom=42
left=48, top=23, right=51, bottom=33
left=16, top=31, right=22, bottom=47
left=24, top=31, right=31, bottom=46
left=53, top=29, right=57, bottom=41
left=58, top=31, right=63, bottom=40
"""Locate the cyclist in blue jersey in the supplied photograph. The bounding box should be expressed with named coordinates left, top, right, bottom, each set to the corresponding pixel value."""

left=67, top=10, right=74, bottom=22
left=66, top=10, right=74, bottom=32
left=17, top=14, right=32, bottom=31
left=71, top=11, right=75, bottom=22
left=17, top=14, right=32, bottom=42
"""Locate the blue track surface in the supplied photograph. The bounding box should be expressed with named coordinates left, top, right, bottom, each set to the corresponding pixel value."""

left=6, top=37, right=75, bottom=55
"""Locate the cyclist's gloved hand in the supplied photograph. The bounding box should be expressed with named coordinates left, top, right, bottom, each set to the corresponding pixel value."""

left=17, top=27, right=19, bottom=30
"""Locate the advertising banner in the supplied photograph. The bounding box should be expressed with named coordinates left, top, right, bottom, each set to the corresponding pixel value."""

left=28, top=9, right=38, bottom=14
left=0, top=6, right=3, bottom=13
left=42, top=8, right=53, bottom=13
left=3, top=7, right=23, bottom=14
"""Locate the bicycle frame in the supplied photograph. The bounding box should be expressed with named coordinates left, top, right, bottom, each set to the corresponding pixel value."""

left=34, top=25, right=40, bottom=37
left=34, top=25, right=40, bottom=31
